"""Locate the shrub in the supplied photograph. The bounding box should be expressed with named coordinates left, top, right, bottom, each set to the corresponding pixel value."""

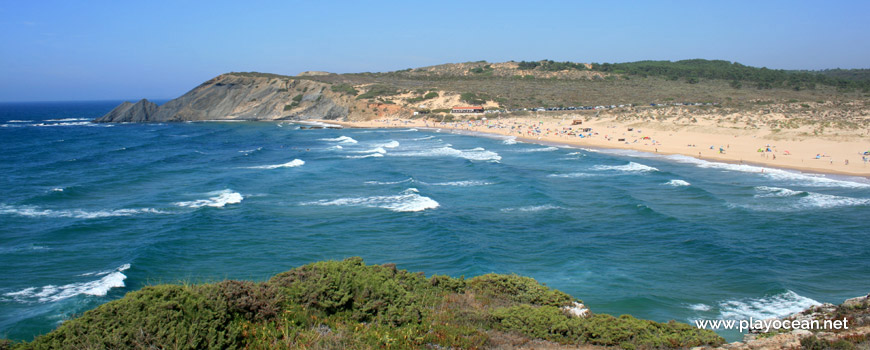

left=330, top=83, right=358, bottom=96
left=356, top=85, right=399, bottom=99
left=460, top=92, right=488, bottom=105
left=17, top=285, right=243, bottom=350
left=292, top=94, right=303, bottom=102
left=493, top=305, right=724, bottom=348
left=11, top=258, right=726, bottom=350
left=468, top=274, right=574, bottom=307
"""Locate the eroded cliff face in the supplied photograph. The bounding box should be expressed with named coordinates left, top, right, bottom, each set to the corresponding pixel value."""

left=96, top=99, right=158, bottom=122
left=95, top=73, right=352, bottom=122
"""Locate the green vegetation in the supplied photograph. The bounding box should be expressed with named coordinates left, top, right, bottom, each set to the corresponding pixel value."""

left=330, top=83, right=358, bottom=96
left=356, top=84, right=399, bottom=100
left=469, top=65, right=494, bottom=76
left=4, top=258, right=723, bottom=350
left=227, top=60, right=869, bottom=111
left=518, top=60, right=587, bottom=71
left=292, top=94, right=303, bottom=102
left=589, top=59, right=870, bottom=92
left=407, top=91, right=439, bottom=103
left=460, top=92, right=489, bottom=105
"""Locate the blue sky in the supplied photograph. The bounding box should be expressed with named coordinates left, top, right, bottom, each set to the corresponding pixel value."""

left=1, top=0, right=868, bottom=102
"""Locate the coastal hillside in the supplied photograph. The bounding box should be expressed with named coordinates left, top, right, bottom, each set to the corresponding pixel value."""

left=3, top=258, right=868, bottom=349
left=94, top=59, right=870, bottom=126
left=3, top=258, right=724, bottom=349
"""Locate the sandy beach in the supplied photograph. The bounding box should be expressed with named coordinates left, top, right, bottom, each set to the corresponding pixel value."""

left=318, top=115, right=870, bottom=178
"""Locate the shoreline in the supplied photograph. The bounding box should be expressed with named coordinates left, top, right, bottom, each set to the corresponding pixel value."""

left=318, top=118, right=870, bottom=179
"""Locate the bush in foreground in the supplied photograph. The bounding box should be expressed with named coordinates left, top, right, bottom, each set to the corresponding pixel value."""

left=7, top=258, right=723, bottom=349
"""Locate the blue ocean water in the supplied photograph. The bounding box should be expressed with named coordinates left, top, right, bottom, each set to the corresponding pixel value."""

left=1, top=101, right=869, bottom=342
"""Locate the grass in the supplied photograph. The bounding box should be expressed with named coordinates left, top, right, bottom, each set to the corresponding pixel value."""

left=5, top=258, right=724, bottom=350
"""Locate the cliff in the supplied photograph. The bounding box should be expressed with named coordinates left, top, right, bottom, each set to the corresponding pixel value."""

left=94, top=73, right=353, bottom=123
left=97, top=99, right=158, bottom=122
left=94, top=59, right=870, bottom=124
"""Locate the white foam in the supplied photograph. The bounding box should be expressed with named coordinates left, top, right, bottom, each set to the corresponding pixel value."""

left=501, top=204, right=564, bottom=213
left=245, top=159, right=305, bottom=169
left=666, top=154, right=870, bottom=188
left=0, top=205, right=165, bottom=219
left=688, top=303, right=712, bottom=312
left=503, top=137, right=518, bottom=145
left=298, top=121, right=342, bottom=128
left=425, top=180, right=493, bottom=187
left=346, top=153, right=384, bottom=159
left=742, top=187, right=870, bottom=211
left=351, top=147, right=387, bottom=154
left=548, top=172, right=597, bottom=178
left=516, top=146, right=559, bottom=153
left=174, top=190, right=243, bottom=208
left=566, top=152, right=585, bottom=156
left=327, top=145, right=343, bottom=150
left=377, top=140, right=400, bottom=148
left=3, top=264, right=130, bottom=303
left=303, top=188, right=439, bottom=212
left=31, top=122, right=92, bottom=127
left=412, top=136, right=435, bottom=141
left=50, top=188, right=64, bottom=192
left=239, top=147, right=263, bottom=153
left=664, top=179, right=691, bottom=187
left=754, top=186, right=804, bottom=198
left=796, top=192, right=870, bottom=210
left=593, top=162, right=659, bottom=173
left=391, top=146, right=501, bottom=162
left=8, top=120, right=33, bottom=123
left=365, top=178, right=414, bottom=185
left=718, top=290, right=820, bottom=320
left=44, top=118, right=90, bottom=122
left=320, top=136, right=358, bottom=144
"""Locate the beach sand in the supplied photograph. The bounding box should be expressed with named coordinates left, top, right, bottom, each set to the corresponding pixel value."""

left=318, top=116, right=870, bottom=178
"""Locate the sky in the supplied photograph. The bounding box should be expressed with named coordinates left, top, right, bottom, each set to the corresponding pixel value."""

left=1, top=0, right=868, bottom=102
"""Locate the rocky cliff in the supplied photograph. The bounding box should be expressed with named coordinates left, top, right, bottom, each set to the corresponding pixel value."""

left=97, top=99, right=158, bottom=122
left=95, top=73, right=353, bottom=123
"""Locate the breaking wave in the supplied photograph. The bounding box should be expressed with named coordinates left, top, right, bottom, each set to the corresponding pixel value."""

left=365, top=178, right=414, bottom=185
left=0, top=204, right=165, bottom=219
left=740, top=186, right=870, bottom=211
left=754, top=186, right=805, bottom=198
left=592, top=162, right=659, bottom=173
left=548, top=172, right=597, bottom=178
left=376, top=140, right=400, bottom=148
left=501, top=204, right=564, bottom=213
left=245, top=159, right=305, bottom=169
left=718, top=290, right=820, bottom=320
left=391, top=146, right=501, bottom=162
left=320, top=136, right=358, bottom=144
left=665, top=155, right=870, bottom=188
left=174, top=190, right=243, bottom=208
left=303, top=188, right=439, bottom=212
left=516, top=146, right=559, bottom=153
left=3, top=264, right=130, bottom=303
left=664, top=179, right=691, bottom=187
left=346, top=153, right=384, bottom=159
left=425, top=180, right=492, bottom=186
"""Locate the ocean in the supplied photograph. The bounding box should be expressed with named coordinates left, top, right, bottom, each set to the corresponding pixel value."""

left=1, top=101, right=868, bottom=342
